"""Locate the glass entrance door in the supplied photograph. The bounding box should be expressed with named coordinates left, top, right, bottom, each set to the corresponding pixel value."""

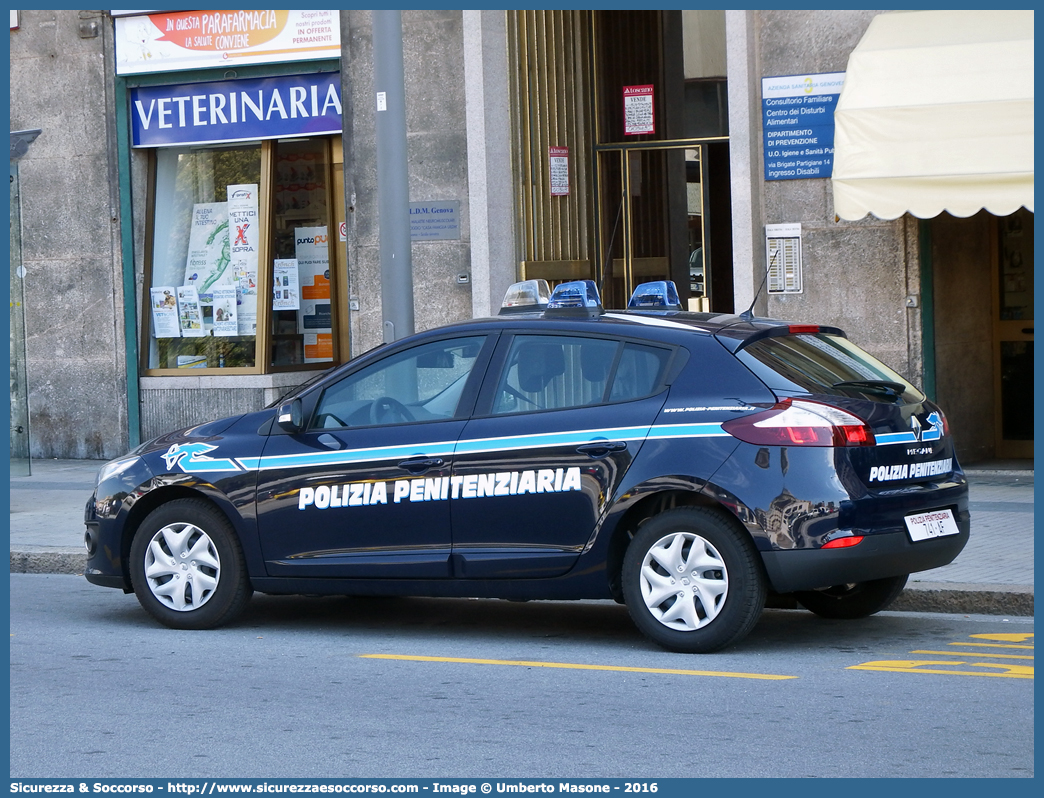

left=995, top=209, right=1033, bottom=458
left=597, top=145, right=707, bottom=310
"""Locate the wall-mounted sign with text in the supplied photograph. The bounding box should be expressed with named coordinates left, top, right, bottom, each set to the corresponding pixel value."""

left=549, top=146, right=569, bottom=196
left=129, top=72, right=342, bottom=148
left=409, top=201, right=460, bottom=241
left=115, top=10, right=340, bottom=75
left=623, top=85, right=655, bottom=136
left=761, top=72, right=845, bottom=181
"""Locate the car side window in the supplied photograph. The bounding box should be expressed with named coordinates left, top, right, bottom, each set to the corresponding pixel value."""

left=313, top=336, right=486, bottom=428
left=491, top=335, right=670, bottom=415
left=609, top=343, right=673, bottom=402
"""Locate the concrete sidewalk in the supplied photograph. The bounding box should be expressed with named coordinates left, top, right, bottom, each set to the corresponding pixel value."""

left=8, top=458, right=1034, bottom=616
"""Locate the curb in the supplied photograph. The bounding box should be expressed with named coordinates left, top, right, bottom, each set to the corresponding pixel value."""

left=895, top=582, right=1034, bottom=617
left=10, top=550, right=87, bottom=575
left=10, top=549, right=1034, bottom=617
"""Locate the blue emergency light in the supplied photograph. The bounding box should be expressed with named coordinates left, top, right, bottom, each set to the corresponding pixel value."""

left=627, top=280, right=682, bottom=310
left=546, top=280, right=601, bottom=310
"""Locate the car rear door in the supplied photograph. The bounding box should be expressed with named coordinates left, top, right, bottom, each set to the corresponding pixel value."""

left=449, top=331, right=675, bottom=579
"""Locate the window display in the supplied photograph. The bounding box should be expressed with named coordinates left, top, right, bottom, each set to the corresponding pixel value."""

left=146, top=144, right=262, bottom=369
left=143, top=137, right=339, bottom=374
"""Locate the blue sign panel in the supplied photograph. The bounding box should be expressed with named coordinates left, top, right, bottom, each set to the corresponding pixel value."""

left=762, top=73, right=845, bottom=181
left=409, top=201, right=461, bottom=241
left=130, top=72, right=342, bottom=147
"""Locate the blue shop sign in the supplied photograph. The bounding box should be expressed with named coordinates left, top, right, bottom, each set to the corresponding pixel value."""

left=130, top=72, right=342, bottom=147
left=761, top=72, right=844, bottom=181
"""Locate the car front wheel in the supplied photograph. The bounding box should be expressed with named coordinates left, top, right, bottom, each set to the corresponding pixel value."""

left=129, top=498, right=252, bottom=630
left=794, top=575, right=908, bottom=619
left=622, top=508, right=766, bottom=653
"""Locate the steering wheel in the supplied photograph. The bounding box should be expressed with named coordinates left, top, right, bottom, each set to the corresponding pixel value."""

left=370, top=396, right=414, bottom=425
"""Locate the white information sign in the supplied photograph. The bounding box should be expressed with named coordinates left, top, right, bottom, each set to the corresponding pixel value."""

left=176, top=285, right=206, bottom=337
left=273, top=259, right=300, bottom=310
left=211, top=285, right=239, bottom=336
left=149, top=286, right=181, bottom=338
left=549, top=146, right=570, bottom=196
left=623, top=85, right=655, bottom=136
left=227, top=184, right=259, bottom=336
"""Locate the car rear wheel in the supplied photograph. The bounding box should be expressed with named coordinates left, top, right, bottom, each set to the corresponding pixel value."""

left=129, top=498, right=252, bottom=630
left=795, top=574, right=908, bottom=619
left=622, top=508, right=766, bottom=653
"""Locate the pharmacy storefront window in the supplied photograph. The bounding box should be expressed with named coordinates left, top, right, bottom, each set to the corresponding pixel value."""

left=134, top=71, right=344, bottom=374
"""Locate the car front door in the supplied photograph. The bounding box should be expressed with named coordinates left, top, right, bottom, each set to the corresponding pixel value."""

left=254, top=334, right=493, bottom=578
left=449, top=332, right=675, bottom=579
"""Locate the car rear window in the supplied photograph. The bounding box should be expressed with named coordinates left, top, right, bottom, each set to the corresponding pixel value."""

left=736, top=333, right=923, bottom=400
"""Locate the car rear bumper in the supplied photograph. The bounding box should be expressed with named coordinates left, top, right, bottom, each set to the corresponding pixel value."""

left=760, top=516, right=970, bottom=594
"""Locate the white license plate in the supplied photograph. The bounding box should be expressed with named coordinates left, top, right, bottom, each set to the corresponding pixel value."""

left=904, top=508, right=960, bottom=542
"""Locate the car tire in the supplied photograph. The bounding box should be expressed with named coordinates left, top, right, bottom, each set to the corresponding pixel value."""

left=622, top=508, right=766, bottom=653
left=129, top=498, right=252, bottom=630
left=794, top=575, right=908, bottom=619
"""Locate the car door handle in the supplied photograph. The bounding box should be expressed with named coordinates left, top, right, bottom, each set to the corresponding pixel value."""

left=397, top=457, right=445, bottom=474
left=576, top=441, right=628, bottom=458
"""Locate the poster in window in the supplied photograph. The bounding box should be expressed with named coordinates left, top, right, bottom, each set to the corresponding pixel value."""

left=183, top=202, right=231, bottom=305
left=623, top=85, right=655, bottom=136
left=176, top=285, right=206, bottom=337
left=272, top=259, right=300, bottom=310
left=303, top=333, right=333, bottom=362
left=211, top=285, right=238, bottom=336
left=294, top=226, right=333, bottom=362
left=149, top=286, right=181, bottom=338
left=227, top=184, right=259, bottom=336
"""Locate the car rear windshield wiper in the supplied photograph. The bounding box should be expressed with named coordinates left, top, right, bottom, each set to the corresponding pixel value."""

left=832, top=379, right=907, bottom=397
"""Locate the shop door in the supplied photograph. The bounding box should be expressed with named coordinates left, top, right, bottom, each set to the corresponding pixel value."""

left=994, top=209, right=1033, bottom=459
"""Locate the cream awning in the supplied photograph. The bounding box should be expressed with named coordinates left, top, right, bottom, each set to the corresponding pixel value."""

left=831, top=10, right=1034, bottom=221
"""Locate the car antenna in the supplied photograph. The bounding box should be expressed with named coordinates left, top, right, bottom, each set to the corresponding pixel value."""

left=598, top=190, right=626, bottom=301
left=740, top=247, right=776, bottom=320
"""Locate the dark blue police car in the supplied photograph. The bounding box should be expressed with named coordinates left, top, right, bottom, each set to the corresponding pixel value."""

left=84, top=279, right=969, bottom=652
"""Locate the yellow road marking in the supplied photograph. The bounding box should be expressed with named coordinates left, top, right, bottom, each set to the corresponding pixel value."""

left=360, top=654, right=797, bottom=680
left=971, top=633, right=1034, bottom=643
left=849, top=659, right=1033, bottom=679
left=949, top=642, right=1034, bottom=650
left=911, top=650, right=1034, bottom=660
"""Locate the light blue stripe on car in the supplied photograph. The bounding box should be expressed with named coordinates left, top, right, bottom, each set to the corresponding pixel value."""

left=238, top=423, right=727, bottom=473
left=451, top=425, right=653, bottom=455
left=237, top=440, right=459, bottom=472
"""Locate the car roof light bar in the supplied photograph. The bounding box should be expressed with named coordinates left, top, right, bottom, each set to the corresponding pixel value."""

left=628, top=280, right=682, bottom=311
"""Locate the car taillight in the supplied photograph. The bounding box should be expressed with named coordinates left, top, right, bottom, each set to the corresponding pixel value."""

left=721, top=398, right=876, bottom=447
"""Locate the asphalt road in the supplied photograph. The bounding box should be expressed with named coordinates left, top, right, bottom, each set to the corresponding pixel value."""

left=9, top=574, right=1034, bottom=779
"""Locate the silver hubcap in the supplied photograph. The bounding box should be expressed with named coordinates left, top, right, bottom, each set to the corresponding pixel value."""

left=143, top=522, right=221, bottom=611
left=639, top=531, right=728, bottom=631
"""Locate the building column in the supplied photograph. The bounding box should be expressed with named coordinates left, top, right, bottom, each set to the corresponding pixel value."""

left=463, top=10, right=516, bottom=318
left=725, top=10, right=765, bottom=316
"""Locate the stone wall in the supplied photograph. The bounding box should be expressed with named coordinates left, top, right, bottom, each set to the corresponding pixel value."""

left=342, top=10, right=473, bottom=357
left=9, top=10, right=129, bottom=459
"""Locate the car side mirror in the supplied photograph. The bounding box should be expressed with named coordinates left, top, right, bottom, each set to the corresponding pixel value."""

left=276, top=398, right=304, bottom=433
